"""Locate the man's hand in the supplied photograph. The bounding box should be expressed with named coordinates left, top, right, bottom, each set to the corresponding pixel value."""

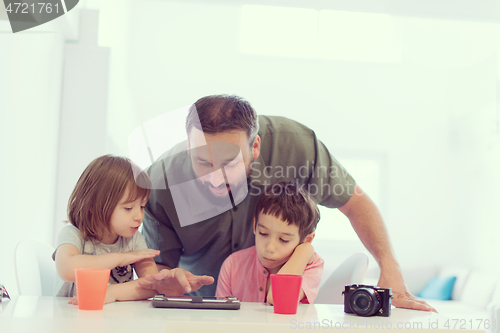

left=138, top=268, right=214, bottom=295
left=339, top=185, right=436, bottom=312
left=378, top=271, right=437, bottom=312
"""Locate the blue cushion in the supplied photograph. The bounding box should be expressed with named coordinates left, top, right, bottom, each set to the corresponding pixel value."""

left=417, top=276, right=457, bottom=300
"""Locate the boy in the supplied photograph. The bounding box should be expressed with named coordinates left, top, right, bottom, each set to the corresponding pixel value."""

left=216, top=181, right=324, bottom=304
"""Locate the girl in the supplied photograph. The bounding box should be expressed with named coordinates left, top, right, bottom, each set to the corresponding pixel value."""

left=53, top=155, right=160, bottom=304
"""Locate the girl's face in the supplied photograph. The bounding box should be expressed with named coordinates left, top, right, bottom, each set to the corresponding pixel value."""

left=103, top=188, right=147, bottom=244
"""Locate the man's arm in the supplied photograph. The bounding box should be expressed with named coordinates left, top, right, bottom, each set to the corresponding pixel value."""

left=141, top=199, right=214, bottom=295
left=338, top=184, right=436, bottom=312
left=140, top=208, right=214, bottom=295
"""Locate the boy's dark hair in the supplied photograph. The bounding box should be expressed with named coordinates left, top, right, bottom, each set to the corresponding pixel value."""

left=254, top=181, right=320, bottom=241
left=185, top=94, right=259, bottom=146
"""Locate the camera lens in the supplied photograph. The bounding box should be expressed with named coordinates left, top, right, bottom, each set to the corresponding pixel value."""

left=349, top=288, right=380, bottom=317
left=356, top=296, right=369, bottom=308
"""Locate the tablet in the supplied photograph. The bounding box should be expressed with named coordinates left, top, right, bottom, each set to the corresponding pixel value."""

left=151, top=294, right=240, bottom=310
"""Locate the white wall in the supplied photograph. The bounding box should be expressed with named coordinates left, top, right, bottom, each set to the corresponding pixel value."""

left=53, top=10, right=111, bottom=245
left=0, top=20, right=65, bottom=294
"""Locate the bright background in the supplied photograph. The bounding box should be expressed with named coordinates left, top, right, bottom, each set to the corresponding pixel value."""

left=2, top=0, right=500, bottom=295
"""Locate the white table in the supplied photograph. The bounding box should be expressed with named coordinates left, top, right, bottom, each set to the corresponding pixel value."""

left=0, top=296, right=486, bottom=333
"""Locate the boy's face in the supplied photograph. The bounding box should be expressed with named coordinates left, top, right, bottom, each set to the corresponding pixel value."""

left=254, top=213, right=301, bottom=274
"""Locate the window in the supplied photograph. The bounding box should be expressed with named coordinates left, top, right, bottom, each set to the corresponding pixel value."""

left=315, top=157, right=384, bottom=241
left=240, top=5, right=401, bottom=64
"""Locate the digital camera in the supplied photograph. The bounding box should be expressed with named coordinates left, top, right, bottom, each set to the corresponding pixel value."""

left=342, top=284, right=392, bottom=317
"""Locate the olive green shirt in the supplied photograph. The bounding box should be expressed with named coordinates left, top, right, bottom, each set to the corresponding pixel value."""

left=142, top=115, right=356, bottom=296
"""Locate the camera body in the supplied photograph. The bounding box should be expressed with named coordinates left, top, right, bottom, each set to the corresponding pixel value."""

left=343, top=284, right=392, bottom=317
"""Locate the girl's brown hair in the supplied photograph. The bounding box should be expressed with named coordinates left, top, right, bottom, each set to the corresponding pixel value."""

left=67, top=155, right=151, bottom=243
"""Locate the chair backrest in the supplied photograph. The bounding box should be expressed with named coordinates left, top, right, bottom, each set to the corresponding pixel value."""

left=14, top=239, right=57, bottom=296
left=315, top=252, right=369, bottom=304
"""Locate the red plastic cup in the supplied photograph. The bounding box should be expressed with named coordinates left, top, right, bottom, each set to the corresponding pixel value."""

left=271, top=274, right=303, bottom=314
left=75, top=268, right=110, bottom=310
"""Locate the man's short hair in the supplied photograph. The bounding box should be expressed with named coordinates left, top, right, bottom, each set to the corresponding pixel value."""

left=254, top=181, right=320, bottom=241
left=186, top=94, right=259, bottom=145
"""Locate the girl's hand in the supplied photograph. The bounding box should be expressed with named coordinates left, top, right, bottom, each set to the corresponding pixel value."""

left=119, top=249, right=160, bottom=267
left=104, top=287, right=118, bottom=304
left=67, top=287, right=118, bottom=305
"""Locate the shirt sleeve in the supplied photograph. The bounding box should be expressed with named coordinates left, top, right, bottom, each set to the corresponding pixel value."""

left=215, top=256, right=233, bottom=297
left=256, top=116, right=356, bottom=209
left=300, top=252, right=324, bottom=304
left=309, top=131, right=356, bottom=208
left=52, top=224, right=84, bottom=261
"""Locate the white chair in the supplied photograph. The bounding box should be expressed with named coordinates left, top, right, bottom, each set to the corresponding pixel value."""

left=315, top=252, right=369, bottom=304
left=14, top=239, right=57, bottom=296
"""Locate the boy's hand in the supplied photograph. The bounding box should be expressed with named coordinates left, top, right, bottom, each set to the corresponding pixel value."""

left=266, top=289, right=274, bottom=305
left=294, top=243, right=314, bottom=265
left=119, top=249, right=160, bottom=267
left=266, top=242, right=315, bottom=306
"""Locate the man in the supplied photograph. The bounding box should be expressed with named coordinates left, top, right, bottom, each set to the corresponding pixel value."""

left=139, top=94, right=434, bottom=311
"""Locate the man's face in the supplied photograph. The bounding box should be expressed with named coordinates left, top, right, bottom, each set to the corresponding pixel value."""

left=188, top=128, right=260, bottom=198
left=254, top=213, right=301, bottom=274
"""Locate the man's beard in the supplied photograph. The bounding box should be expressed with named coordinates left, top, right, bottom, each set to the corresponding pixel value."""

left=196, top=157, right=254, bottom=204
